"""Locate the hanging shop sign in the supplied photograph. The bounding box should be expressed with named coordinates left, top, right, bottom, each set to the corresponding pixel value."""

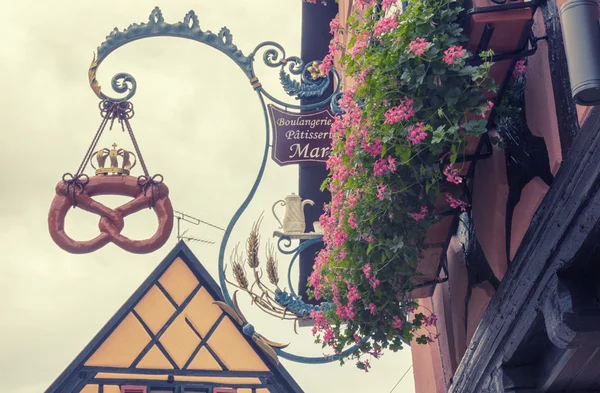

left=268, top=104, right=334, bottom=166
left=47, top=6, right=357, bottom=366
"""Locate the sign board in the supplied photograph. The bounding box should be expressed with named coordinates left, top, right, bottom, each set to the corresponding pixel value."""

left=268, top=104, right=334, bottom=166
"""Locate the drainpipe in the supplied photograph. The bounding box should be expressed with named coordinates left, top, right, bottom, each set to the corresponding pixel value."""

left=560, top=0, right=600, bottom=105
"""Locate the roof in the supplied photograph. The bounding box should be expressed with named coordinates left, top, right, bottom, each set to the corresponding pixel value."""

left=45, top=241, right=304, bottom=393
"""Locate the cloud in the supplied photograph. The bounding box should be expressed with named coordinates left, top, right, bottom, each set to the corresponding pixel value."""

left=0, top=1, right=415, bottom=393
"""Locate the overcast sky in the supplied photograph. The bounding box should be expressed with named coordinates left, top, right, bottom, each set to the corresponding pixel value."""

left=0, top=1, right=415, bottom=392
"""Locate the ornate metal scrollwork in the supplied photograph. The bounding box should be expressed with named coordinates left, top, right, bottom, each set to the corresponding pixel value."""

left=249, top=41, right=341, bottom=110
left=89, top=7, right=255, bottom=102
left=90, top=6, right=354, bottom=364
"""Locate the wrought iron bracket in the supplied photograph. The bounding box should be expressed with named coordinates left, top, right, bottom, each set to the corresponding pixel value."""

left=88, top=7, right=351, bottom=365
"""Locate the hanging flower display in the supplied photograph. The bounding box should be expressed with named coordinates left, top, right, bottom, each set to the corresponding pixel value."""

left=308, top=0, right=497, bottom=368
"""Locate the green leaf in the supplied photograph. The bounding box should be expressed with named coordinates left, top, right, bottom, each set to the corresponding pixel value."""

left=432, top=65, right=446, bottom=75
left=390, top=236, right=405, bottom=252
left=445, top=87, right=461, bottom=107
left=463, top=119, right=488, bottom=136
left=432, top=125, right=446, bottom=144
left=458, top=65, right=477, bottom=76
left=450, top=144, right=458, bottom=163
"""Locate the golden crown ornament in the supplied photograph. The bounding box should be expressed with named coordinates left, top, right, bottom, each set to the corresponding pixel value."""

left=91, top=143, right=137, bottom=176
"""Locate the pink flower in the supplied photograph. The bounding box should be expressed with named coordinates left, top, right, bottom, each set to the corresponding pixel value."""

left=347, top=282, right=361, bottom=304
left=329, top=14, right=340, bottom=34
left=408, top=205, right=428, bottom=221
left=407, top=122, right=427, bottom=145
left=363, top=139, right=383, bottom=157
left=348, top=212, right=358, bottom=229
left=336, top=304, right=355, bottom=321
left=373, top=16, right=399, bottom=37
left=309, top=271, right=324, bottom=300
left=310, top=309, right=333, bottom=340
left=384, top=97, right=415, bottom=124
left=361, top=234, right=377, bottom=243
left=323, top=328, right=335, bottom=344
left=377, top=183, right=388, bottom=201
left=350, top=32, right=369, bottom=59
left=368, top=303, right=377, bottom=315
left=371, top=344, right=382, bottom=358
left=382, top=0, right=396, bottom=9
left=443, top=164, right=462, bottom=184
left=481, top=100, right=494, bottom=118
left=393, top=315, right=404, bottom=330
left=369, top=276, right=381, bottom=289
left=357, top=67, right=371, bottom=84
left=373, top=157, right=390, bottom=176
left=446, top=194, right=469, bottom=212
left=355, top=0, right=376, bottom=8
left=362, top=263, right=372, bottom=279
left=344, top=135, right=356, bottom=156
left=320, top=53, right=334, bottom=75
left=387, top=155, right=397, bottom=172
left=513, top=60, right=527, bottom=76
left=348, top=191, right=360, bottom=209
left=423, top=313, right=438, bottom=327
left=358, top=359, right=372, bottom=372
left=407, top=37, right=430, bottom=56
left=443, top=46, right=467, bottom=65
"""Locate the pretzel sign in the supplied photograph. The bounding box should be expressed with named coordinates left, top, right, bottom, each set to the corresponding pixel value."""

left=48, top=175, right=173, bottom=254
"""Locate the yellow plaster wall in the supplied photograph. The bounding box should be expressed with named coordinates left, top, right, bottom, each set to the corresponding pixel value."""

left=93, top=374, right=262, bottom=385
left=158, top=257, right=199, bottom=304
left=82, top=254, right=278, bottom=387
left=207, top=317, right=269, bottom=372
left=95, top=373, right=166, bottom=380
left=187, top=346, right=222, bottom=370
left=159, top=313, right=200, bottom=368
left=134, top=285, right=175, bottom=334
left=79, top=386, right=123, bottom=393
left=80, top=385, right=98, bottom=393
left=174, top=376, right=262, bottom=384
left=184, top=287, right=223, bottom=336
left=136, top=345, right=172, bottom=369
left=85, top=313, right=151, bottom=367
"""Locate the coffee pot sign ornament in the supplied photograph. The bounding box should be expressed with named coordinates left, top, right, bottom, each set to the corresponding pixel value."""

left=272, top=193, right=314, bottom=234
left=48, top=6, right=365, bottom=365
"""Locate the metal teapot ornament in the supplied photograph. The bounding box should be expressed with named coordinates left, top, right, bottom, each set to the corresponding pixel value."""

left=272, top=193, right=314, bottom=234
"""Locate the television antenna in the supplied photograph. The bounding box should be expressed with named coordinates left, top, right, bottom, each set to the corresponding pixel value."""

left=174, top=210, right=223, bottom=245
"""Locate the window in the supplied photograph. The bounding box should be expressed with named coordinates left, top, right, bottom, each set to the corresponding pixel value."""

left=121, top=386, right=147, bottom=393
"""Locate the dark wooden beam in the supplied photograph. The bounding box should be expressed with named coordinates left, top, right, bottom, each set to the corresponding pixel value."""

left=298, top=1, right=338, bottom=303
left=448, top=102, right=600, bottom=393
left=541, top=0, right=580, bottom=154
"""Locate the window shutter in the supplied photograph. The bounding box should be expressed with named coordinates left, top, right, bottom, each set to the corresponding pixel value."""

left=121, top=386, right=147, bottom=393
left=213, top=389, right=237, bottom=393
